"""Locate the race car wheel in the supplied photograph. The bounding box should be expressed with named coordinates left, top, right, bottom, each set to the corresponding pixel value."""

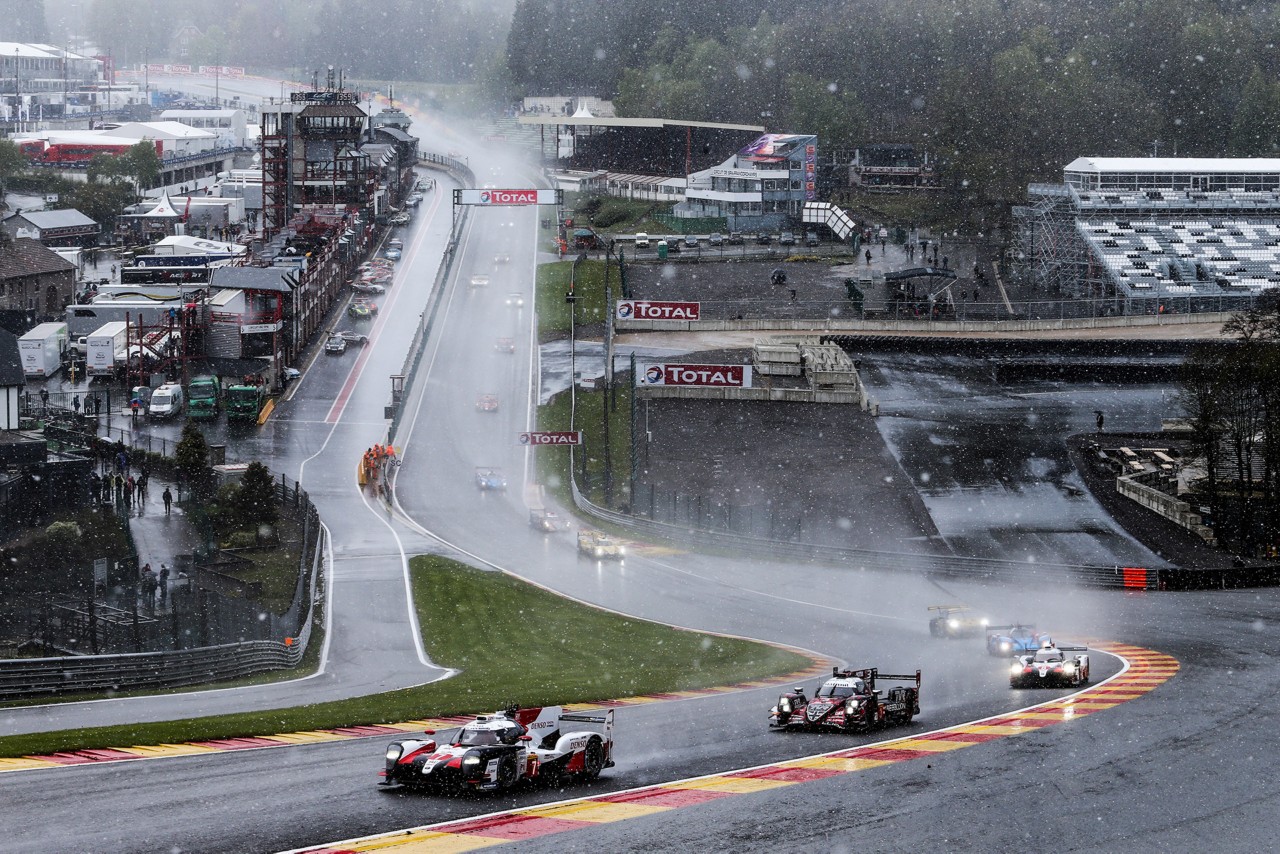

left=496, top=756, right=518, bottom=790
left=580, top=736, right=605, bottom=780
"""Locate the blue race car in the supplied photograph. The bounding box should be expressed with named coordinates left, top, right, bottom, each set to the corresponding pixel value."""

left=986, top=624, right=1053, bottom=657
left=475, top=466, right=508, bottom=491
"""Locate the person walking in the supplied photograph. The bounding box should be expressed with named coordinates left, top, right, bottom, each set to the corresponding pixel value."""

left=865, top=249, right=872, bottom=266
left=40, top=388, right=49, bottom=410
left=93, top=395, right=102, bottom=418
left=162, top=487, right=173, bottom=515
left=158, top=565, right=170, bottom=601
left=72, top=394, right=80, bottom=414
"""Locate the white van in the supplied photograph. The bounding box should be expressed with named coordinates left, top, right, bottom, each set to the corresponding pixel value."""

left=148, top=383, right=185, bottom=418
left=635, top=232, right=651, bottom=248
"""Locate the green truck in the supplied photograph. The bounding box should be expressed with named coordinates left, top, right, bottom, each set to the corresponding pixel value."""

left=187, top=375, right=221, bottom=420
left=225, top=384, right=266, bottom=423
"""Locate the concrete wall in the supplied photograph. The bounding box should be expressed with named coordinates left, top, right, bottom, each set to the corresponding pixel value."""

left=1117, top=474, right=1217, bottom=545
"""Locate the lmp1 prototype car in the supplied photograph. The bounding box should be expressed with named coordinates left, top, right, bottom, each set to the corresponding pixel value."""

left=530, top=508, right=563, bottom=533
left=475, top=393, right=499, bottom=412
left=475, top=467, right=507, bottom=491
left=928, top=605, right=990, bottom=639
left=380, top=706, right=614, bottom=793
left=494, top=337, right=516, bottom=353
left=1009, top=645, right=1090, bottom=688
left=578, top=529, right=624, bottom=560
left=987, top=623, right=1053, bottom=657
left=770, top=666, right=921, bottom=733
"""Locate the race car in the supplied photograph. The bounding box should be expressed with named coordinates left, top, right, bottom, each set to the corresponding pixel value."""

left=769, top=666, right=921, bottom=733
left=1009, top=644, right=1090, bottom=688
left=324, top=335, right=348, bottom=355
left=505, top=292, right=525, bottom=308
left=578, top=529, right=624, bottom=560
left=353, top=297, right=379, bottom=315
left=348, top=301, right=374, bottom=320
left=351, top=281, right=386, bottom=295
left=476, top=393, right=499, bottom=412
left=987, top=623, right=1053, bottom=657
left=494, top=337, right=516, bottom=353
left=380, top=706, right=614, bottom=793
left=336, top=331, right=369, bottom=346
left=529, top=508, right=562, bottom=533
left=475, top=467, right=507, bottom=491
left=494, top=253, right=511, bottom=264
left=928, top=605, right=989, bottom=639
left=469, top=274, right=490, bottom=288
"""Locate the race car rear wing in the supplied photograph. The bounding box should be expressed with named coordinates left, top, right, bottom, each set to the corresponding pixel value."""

left=985, top=623, right=1035, bottom=635
left=561, top=709, right=615, bottom=739
left=928, top=604, right=968, bottom=613
left=835, top=666, right=922, bottom=691
left=1055, top=645, right=1088, bottom=653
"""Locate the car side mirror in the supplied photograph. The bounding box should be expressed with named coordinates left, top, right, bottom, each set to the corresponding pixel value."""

left=423, top=729, right=435, bottom=735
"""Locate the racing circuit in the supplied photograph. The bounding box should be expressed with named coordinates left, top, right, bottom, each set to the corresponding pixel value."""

left=2, top=75, right=1280, bottom=854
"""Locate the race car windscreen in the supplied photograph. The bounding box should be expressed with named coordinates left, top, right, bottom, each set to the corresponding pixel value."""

left=816, top=680, right=864, bottom=698
left=1033, top=649, right=1064, bottom=663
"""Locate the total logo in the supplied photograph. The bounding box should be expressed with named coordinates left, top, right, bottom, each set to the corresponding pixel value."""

left=642, top=363, right=750, bottom=388
left=480, top=189, right=539, bottom=205
left=615, top=300, right=700, bottom=321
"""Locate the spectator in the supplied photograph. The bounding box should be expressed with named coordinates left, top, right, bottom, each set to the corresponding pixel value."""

left=163, top=487, right=173, bottom=515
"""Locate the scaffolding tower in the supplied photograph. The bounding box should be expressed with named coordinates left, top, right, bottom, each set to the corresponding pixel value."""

left=1013, top=183, right=1091, bottom=295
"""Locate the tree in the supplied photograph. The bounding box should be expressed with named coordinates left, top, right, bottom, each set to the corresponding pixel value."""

left=235, top=461, right=279, bottom=529
left=123, top=141, right=161, bottom=192
left=0, top=139, right=27, bottom=201
left=174, top=421, right=212, bottom=497
left=1229, top=68, right=1280, bottom=155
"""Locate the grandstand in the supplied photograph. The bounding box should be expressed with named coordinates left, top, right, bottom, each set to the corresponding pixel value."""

left=1015, top=158, right=1280, bottom=312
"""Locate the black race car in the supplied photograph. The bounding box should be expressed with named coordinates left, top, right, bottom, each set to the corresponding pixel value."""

left=769, top=666, right=921, bottom=733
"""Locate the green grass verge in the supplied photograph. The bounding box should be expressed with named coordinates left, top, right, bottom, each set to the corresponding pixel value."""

left=536, top=260, right=613, bottom=337
left=537, top=387, right=633, bottom=512
left=0, top=556, right=807, bottom=758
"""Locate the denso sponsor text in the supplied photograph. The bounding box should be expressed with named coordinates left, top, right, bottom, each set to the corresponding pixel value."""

left=641, top=363, right=751, bottom=388
left=615, top=300, right=700, bottom=321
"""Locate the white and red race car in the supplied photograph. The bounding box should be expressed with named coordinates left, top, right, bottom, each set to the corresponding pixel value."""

left=379, top=706, right=614, bottom=793
left=769, top=666, right=920, bottom=733
left=1009, top=644, right=1090, bottom=688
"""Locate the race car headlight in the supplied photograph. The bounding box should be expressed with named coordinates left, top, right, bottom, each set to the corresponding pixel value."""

left=386, top=744, right=403, bottom=762
left=846, top=698, right=864, bottom=714
left=462, top=755, right=482, bottom=765
left=594, top=548, right=604, bottom=557
left=948, top=619, right=959, bottom=628
left=1000, top=642, right=1011, bottom=652
left=618, top=545, right=626, bottom=555
left=1010, top=663, right=1023, bottom=676
left=779, top=697, right=792, bottom=713
left=1063, top=662, right=1075, bottom=673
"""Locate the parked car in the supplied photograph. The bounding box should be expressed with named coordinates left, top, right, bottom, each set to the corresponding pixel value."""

left=805, top=231, right=821, bottom=247
left=779, top=231, right=797, bottom=246
left=756, top=232, right=773, bottom=245
left=325, top=335, right=348, bottom=355
left=728, top=231, right=745, bottom=245
left=709, top=232, right=725, bottom=246
left=683, top=234, right=699, bottom=248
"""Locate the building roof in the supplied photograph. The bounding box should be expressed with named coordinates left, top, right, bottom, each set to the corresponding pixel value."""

left=375, top=126, right=415, bottom=144
left=13, top=209, right=98, bottom=231
left=0, top=237, right=77, bottom=281
left=1065, top=157, right=1280, bottom=175
left=158, top=109, right=242, bottom=119
left=0, top=327, right=22, bottom=387
left=518, top=114, right=764, bottom=133
left=299, top=104, right=368, bottom=119
left=101, top=121, right=217, bottom=140
left=208, top=266, right=299, bottom=294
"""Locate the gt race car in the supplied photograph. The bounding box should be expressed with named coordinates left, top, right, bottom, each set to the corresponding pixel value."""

left=380, top=706, right=614, bottom=793
left=987, top=623, right=1053, bottom=656
left=769, top=666, right=921, bottom=733
left=928, top=605, right=990, bottom=639
left=1009, top=645, right=1090, bottom=688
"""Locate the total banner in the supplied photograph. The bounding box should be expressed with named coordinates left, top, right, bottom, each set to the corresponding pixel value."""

left=519, top=431, right=584, bottom=446
left=638, top=363, right=752, bottom=388
left=615, top=300, right=700, bottom=321
left=456, top=189, right=560, bottom=206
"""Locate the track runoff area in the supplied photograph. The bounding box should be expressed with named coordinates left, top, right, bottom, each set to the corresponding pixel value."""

left=283, top=642, right=1177, bottom=854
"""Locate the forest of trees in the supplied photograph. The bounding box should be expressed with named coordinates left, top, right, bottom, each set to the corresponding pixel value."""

left=18, top=0, right=1280, bottom=208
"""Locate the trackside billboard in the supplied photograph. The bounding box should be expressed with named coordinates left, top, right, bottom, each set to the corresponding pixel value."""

left=519, top=431, right=583, bottom=446
left=456, top=189, right=561, bottom=206
left=639, top=363, right=752, bottom=388
left=615, top=300, right=700, bottom=321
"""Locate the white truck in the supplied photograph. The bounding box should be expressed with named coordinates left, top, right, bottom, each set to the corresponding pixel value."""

left=18, top=322, right=68, bottom=378
left=85, top=321, right=129, bottom=378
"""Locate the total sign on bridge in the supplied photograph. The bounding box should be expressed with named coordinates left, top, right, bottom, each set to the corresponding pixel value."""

left=616, top=300, right=701, bottom=321
left=640, top=363, right=752, bottom=388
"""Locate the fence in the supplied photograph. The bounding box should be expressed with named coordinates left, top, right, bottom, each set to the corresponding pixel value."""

left=388, top=155, right=476, bottom=444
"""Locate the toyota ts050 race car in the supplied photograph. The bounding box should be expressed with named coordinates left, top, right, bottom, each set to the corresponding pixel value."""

left=987, top=623, right=1053, bottom=656
left=928, top=604, right=989, bottom=639
left=1010, top=645, right=1089, bottom=688
left=380, top=706, right=614, bottom=793
left=769, top=666, right=921, bottom=733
